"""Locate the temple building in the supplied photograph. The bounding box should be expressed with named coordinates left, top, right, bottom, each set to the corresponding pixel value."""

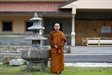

left=0, top=0, right=112, bottom=46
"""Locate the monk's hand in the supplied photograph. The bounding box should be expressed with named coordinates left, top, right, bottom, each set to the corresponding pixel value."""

left=55, top=45, right=58, bottom=49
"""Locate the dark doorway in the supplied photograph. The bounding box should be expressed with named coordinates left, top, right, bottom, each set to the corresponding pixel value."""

left=44, top=18, right=71, bottom=45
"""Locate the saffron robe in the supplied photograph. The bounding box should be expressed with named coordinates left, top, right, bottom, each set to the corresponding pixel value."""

left=49, top=30, right=66, bottom=73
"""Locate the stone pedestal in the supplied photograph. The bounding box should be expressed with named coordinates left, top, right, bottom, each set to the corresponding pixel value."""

left=20, top=49, right=50, bottom=71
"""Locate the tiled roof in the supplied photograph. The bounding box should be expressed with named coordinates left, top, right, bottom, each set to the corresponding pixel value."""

left=0, top=2, right=67, bottom=13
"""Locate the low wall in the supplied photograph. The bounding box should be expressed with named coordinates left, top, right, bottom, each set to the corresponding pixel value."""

left=0, top=46, right=31, bottom=53
left=0, top=45, right=70, bottom=53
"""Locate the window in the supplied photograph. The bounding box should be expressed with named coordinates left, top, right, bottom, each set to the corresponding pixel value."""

left=26, top=22, right=33, bottom=31
left=2, top=22, right=12, bottom=31
left=101, top=26, right=111, bottom=33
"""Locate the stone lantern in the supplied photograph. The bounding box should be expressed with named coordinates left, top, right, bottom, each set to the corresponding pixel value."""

left=20, top=12, right=50, bottom=72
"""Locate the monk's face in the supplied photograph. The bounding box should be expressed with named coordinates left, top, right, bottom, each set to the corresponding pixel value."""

left=54, top=23, right=60, bottom=31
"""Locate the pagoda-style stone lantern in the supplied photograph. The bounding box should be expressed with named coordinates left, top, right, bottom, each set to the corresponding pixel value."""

left=20, top=12, right=50, bottom=72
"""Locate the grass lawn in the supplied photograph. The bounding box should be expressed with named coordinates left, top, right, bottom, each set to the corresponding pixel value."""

left=0, top=64, right=112, bottom=75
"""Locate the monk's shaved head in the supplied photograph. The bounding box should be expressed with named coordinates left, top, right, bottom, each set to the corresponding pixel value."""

left=54, top=23, right=60, bottom=26
left=54, top=23, right=60, bottom=31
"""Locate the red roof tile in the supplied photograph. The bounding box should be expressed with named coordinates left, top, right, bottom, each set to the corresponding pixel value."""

left=0, top=2, right=65, bottom=12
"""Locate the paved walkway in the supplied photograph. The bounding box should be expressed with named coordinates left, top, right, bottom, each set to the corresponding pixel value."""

left=1, top=62, right=112, bottom=67
left=64, top=63, right=112, bottom=67
left=47, top=61, right=112, bottom=67
left=0, top=53, right=112, bottom=63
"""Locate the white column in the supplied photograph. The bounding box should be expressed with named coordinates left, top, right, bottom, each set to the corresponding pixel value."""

left=71, top=14, right=76, bottom=46
left=39, top=15, right=43, bottom=46
left=71, top=4, right=76, bottom=46
left=39, top=15, right=43, bottom=35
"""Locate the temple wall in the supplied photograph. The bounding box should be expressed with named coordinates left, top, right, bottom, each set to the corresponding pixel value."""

left=0, top=15, right=32, bottom=34
left=76, top=20, right=112, bottom=45
left=0, top=12, right=112, bottom=45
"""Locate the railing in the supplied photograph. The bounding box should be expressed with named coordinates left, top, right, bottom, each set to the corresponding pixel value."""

left=82, top=37, right=112, bottom=46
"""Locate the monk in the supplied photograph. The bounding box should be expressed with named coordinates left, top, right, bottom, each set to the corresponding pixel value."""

left=49, top=23, right=66, bottom=74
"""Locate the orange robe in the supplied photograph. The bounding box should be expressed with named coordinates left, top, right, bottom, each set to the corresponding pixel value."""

left=49, top=30, right=66, bottom=73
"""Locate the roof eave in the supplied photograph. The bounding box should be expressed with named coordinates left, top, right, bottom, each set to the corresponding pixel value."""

left=0, top=12, right=71, bottom=14
left=59, top=0, right=77, bottom=9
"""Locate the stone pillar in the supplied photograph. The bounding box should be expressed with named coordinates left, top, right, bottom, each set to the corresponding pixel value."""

left=71, top=4, right=76, bottom=46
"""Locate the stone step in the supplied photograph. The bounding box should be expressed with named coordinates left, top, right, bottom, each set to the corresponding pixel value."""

left=70, top=46, right=112, bottom=49
left=71, top=52, right=112, bottom=55
left=71, top=51, right=112, bottom=53
left=70, top=52, right=112, bottom=54
left=71, top=50, right=112, bottom=52
left=70, top=49, right=112, bottom=51
left=71, top=51, right=111, bottom=53
left=70, top=46, right=112, bottom=55
left=64, top=55, right=112, bottom=63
